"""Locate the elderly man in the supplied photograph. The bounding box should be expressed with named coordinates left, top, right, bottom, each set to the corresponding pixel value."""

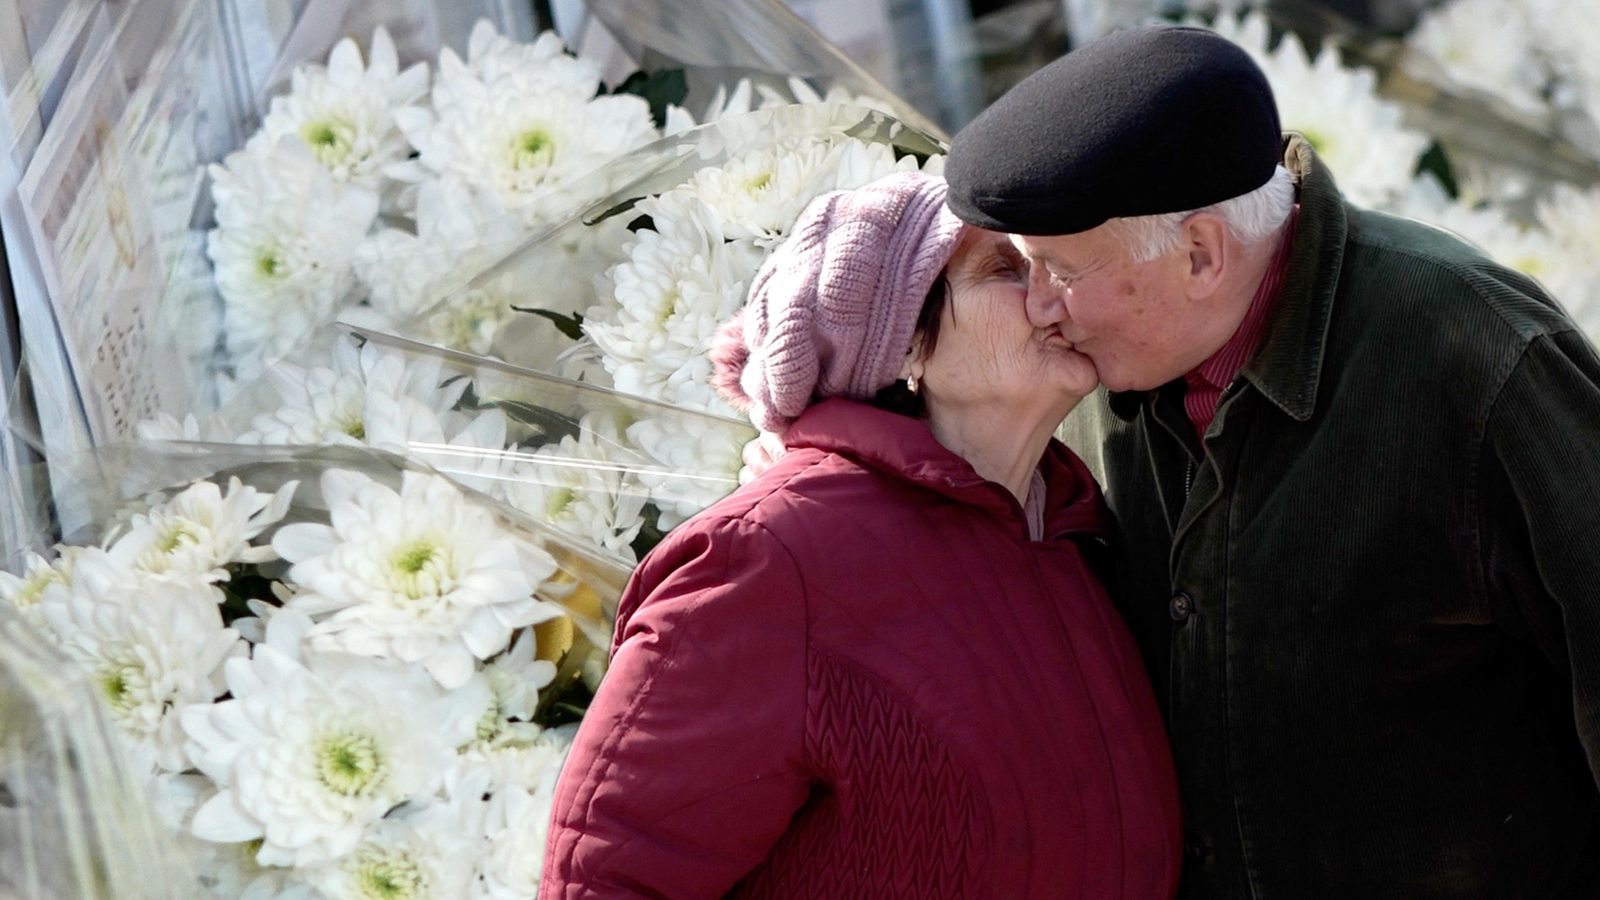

left=946, top=23, right=1600, bottom=898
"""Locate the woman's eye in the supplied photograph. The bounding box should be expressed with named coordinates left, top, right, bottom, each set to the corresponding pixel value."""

left=992, top=259, right=1026, bottom=278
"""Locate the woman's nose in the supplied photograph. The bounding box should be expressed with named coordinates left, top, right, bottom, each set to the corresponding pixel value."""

left=1024, top=271, right=1066, bottom=328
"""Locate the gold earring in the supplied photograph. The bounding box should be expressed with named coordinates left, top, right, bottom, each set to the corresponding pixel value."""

left=907, top=373, right=919, bottom=394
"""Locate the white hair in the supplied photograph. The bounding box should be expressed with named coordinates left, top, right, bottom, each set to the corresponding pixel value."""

left=1104, top=165, right=1296, bottom=262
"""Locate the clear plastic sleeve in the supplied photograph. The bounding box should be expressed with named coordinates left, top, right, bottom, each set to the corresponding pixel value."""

left=0, top=605, right=198, bottom=899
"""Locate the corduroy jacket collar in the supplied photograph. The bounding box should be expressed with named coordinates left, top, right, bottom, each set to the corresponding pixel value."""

left=1109, top=134, right=1347, bottom=424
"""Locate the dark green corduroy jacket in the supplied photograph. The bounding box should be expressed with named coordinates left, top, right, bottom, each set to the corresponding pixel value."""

left=1061, top=136, right=1600, bottom=898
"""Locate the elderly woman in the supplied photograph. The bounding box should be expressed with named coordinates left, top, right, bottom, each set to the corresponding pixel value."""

left=539, top=172, right=1180, bottom=898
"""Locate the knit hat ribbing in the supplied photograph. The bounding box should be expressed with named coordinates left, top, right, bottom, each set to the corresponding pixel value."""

left=709, top=171, right=966, bottom=433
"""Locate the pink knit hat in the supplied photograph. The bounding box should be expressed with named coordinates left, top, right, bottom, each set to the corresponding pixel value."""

left=709, top=171, right=967, bottom=433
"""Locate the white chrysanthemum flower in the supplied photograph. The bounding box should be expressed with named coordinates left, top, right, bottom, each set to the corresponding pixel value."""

left=308, top=808, right=477, bottom=900
left=680, top=138, right=845, bottom=248
left=1198, top=11, right=1429, bottom=207
left=757, top=77, right=900, bottom=118
left=1535, top=181, right=1600, bottom=256
left=104, top=477, right=297, bottom=582
left=0, top=551, right=67, bottom=626
left=500, top=413, right=649, bottom=559
left=1523, top=0, right=1600, bottom=151
left=585, top=202, right=763, bottom=411
left=272, top=469, right=563, bottom=688
left=252, top=27, right=428, bottom=188
left=1408, top=0, right=1550, bottom=117
left=473, top=784, right=555, bottom=899
left=208, top=138, right=380, bottom=369
left=625, top=417, right=746, bottom=529
left=661, top=78, right=758, bottom=135
left=453, top=725, right=559, bottom=808
left=467, top=732, right=572, bottom=899
left=664, top=76, right=899, bottom=136
left=200, top=840, right=316, bottom=900
left=478, top=629, right=555, bottom=727
left=182, top=612, right=488, bottom=869
left=135, top=412, right=205, bottom=442
left=146, top=774, right=316, bottom=900
left=1401, top=177, right=1561, bottom=277
left=826, top=137, right=934, bottom=193
left=1534, top=182, right=1600, bottom=327
left=353, top=177, right=531, bottom=354
left=238, top=339, right=471, bottom=453
left=1394, top=170, right=1599, bottom=333
left=463, top=21, right=599, bottom=96
left=36, top=549, right=241, bottom=773
left=391, top=25, right=656, bottom=223
left=453, top=721, right=572, bottom=800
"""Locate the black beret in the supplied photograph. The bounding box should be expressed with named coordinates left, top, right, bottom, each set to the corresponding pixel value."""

left=946, top=24, right=1282, bottom=236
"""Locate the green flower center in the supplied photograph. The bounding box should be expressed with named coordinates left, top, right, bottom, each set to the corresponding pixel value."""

left=350, top=846, right=427, bottom=900
left=744, top=171, right=774, bottom=193
left=545, top=486, right=575, bottom=519
left=315, top=731, right=388, bottom=798
left=339, top=416, right=366, bottom=440
left=157, top=522, right=200, bottom=554
left=476, top=696, right=505, bottom=742
left=300, top=118, right=356, bottom=167
left=395, top=543, right=436, bottom=576
left=655, top=288, right=682, bottom=328
left=390, top=539, right=452, bottom=599
left=10, top=571, right=61, bottom=609
left=97, top=660, right=146, bottom=713
left=511, top=127, right=557, bottom=171
left=256, top=248, right=284, bottom=279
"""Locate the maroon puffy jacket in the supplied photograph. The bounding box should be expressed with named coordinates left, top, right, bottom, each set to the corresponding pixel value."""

left=541, top=399, right=1181, bottom=898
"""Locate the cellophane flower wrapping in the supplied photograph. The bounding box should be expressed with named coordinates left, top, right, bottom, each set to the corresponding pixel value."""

left=202, top=0, right=932, bottom=405
left=1, top=440, right=641, bottom=897
left=0, top=604, right=198, bottom=898
left=205, top=18, right=670, bottom=392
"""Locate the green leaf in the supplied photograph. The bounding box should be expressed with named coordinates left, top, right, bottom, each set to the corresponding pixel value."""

left=629, top=502, right=672, bottom=560
left=511, top=306, right=586, bottom=341
left=585, top=196, right=641, bottom=226
left=491, top=399, right=583, bottom=444
left=1414, top=140, right=1458, bottom=199
left=534, top=670, right=596, bottom=727
left=609, top=68, right=689, bottom=129
left=218, top=564, right=279, bottom=626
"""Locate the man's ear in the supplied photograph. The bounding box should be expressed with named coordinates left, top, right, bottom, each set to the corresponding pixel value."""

left=1181, top=213, right=1228, bottom=297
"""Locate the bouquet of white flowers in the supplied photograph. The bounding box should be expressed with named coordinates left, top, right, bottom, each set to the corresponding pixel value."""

left=200, top=0, right=935, bottom=399
left=1, top=441, right=639, bottom=898
left=207, top=20, right=667, bottom=385
left=448, top=101, right=947, bottom=403
left=141, top=324, right=758, bottom=559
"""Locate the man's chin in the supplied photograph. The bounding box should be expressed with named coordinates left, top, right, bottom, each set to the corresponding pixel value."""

left=1098, top=368, right=1170, bottom=393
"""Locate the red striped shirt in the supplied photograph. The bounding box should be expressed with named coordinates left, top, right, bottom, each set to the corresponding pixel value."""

left=1183, top=205, right=1300, bottom=443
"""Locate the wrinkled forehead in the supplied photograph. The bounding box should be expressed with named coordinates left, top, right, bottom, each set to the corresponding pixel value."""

left=951, top=227, right=1026, bottom=270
